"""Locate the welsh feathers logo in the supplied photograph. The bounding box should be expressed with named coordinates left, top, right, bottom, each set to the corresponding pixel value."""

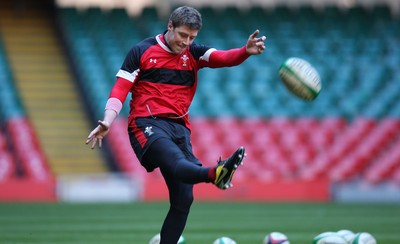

left=181, top=54, right=189, bottom=67
left=144, top=126, right=154, bottom=136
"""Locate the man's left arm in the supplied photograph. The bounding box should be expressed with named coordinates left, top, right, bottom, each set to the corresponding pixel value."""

left=200, top=29, right=266, bottom=68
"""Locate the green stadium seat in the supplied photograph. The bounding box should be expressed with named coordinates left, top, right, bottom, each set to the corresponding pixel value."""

left=0, top=40, right=25, bottom=121
left=59, top=5, right=400, bottom=120
left=371, top=4, right=392, bottom=20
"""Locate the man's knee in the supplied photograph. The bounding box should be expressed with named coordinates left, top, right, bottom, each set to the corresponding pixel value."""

left=171, top=186, right=194, bottom=214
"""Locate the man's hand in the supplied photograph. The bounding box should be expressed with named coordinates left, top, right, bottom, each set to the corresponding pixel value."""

left=85, top=120, right=110, bottom=149
left=246, top=29, right=266, bottom=55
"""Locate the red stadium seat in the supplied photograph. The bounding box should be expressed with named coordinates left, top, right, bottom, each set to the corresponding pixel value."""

left=296, top=117, right=319, bottom=130
left=303, top=119, right=352, bottom=181
left=197, top=143, right=227, bottom=166
left=320, top=117, right=347, bottom=133
left=330, top=118, right=400, bottom=182
left=0, top=152, right=15, bottom=181
left=107, top=116, right=400, bottom=184
left=329, top=155, right=360, bottom=182
left=392, top=167, right=400, bottom=185
left=291, top=145, right=315, bottom=169
left=268, top=117, right=293, bottom=134
left=240, top=117, right=268, bottom=142
left=364, top=137, right=400, bottom=183
left=0, top=129, right=15, bottom=180
left=191, top=118, right=219, bottom=146
left=0, top=132, right=7, bottom=151
left=280, top=126, right=304, bottom=148
left=6, top=117, right=52, bottom=181
left=107, top=118, right=144, bottom=175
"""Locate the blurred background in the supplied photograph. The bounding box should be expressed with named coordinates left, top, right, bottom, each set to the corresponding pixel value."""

left=0, top=0, right=399, bottom=203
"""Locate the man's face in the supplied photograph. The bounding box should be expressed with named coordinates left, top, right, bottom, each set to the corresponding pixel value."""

left=165, top=22, right=198, bottom=54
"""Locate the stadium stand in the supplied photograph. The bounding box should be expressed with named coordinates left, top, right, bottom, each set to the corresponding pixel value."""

left=0, top=128, right=15, bottom=181
left=0, top=1, right=107, bottom=176
left=0, top=30, right=50, bottom=181
left=6, top=117, right=52, bottom=181
left=55, top=3, right=400, bottom=185
left=0, top=0, right=398, bottom=202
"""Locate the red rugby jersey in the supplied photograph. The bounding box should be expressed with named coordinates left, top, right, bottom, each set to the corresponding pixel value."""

left=114, top=33, right=249, bottom=130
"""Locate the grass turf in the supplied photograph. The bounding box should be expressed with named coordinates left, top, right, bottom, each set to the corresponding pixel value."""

left=0, top=202, right=399, bottom=243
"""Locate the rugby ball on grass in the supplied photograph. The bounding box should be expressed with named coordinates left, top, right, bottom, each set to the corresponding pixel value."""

left=313, top=232, right=347, bottom=244
left=263, top=231, right=290, bottom=244
left=351, top=232, right=377, bottom=244
left=148, top=233, right=185, bottom=244
left=213, top=236, right=237, bottom=244
left=337, top=229, right=355, bottom=243
left=278, top=57, right=321, bottom=101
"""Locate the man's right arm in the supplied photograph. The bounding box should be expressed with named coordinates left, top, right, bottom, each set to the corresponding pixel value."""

left=85, top=77, right=133, bottom=149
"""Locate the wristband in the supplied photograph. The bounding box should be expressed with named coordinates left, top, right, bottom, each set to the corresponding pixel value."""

left=105, top=97, right=123, bottom=114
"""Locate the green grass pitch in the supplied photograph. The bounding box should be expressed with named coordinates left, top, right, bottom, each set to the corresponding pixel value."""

left=0, top=202, right=399, bottom=243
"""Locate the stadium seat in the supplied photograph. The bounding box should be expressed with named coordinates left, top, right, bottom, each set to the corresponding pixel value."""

left=0, top=127, right=16, bottom=181
left=106, top=118, right=144, bottom=175
left=364, top=133, right=400, bottom=183
left=0, top=151, right=15, bottom=181
left=59, top=5, right=400, bottom=120
left=365, top=152, right=400, bottom=184
left=391, top=167, right=400, bottom=185
left=0, top=42, right=24, bottom=120
left=6, top=118, right=52, bottom=181
left=0, top=130, right=6, bottom=151
left=371, top=4, right=392, bottom=20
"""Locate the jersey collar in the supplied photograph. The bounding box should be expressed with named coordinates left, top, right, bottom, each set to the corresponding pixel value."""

left=156, top=32, right=174, bottom=53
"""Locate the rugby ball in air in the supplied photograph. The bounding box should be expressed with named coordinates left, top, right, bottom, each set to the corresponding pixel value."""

left=263, top=231, right=290, bottom=244
left=148, top=233, right=185, bottom=244
left=313, top=232, right=347, bottom=244
left=351, top=232, right=377, bottom=244
left=278, top=57, right=321, bottom=101
left=213, top=236, right=237, bottom=244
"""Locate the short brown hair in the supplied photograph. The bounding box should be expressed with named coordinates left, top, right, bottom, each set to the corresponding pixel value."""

left=169, top=6, right=202, bottom=30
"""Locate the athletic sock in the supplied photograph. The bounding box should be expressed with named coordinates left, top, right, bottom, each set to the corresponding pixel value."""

left=208, top=167, right=216, bottom=181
